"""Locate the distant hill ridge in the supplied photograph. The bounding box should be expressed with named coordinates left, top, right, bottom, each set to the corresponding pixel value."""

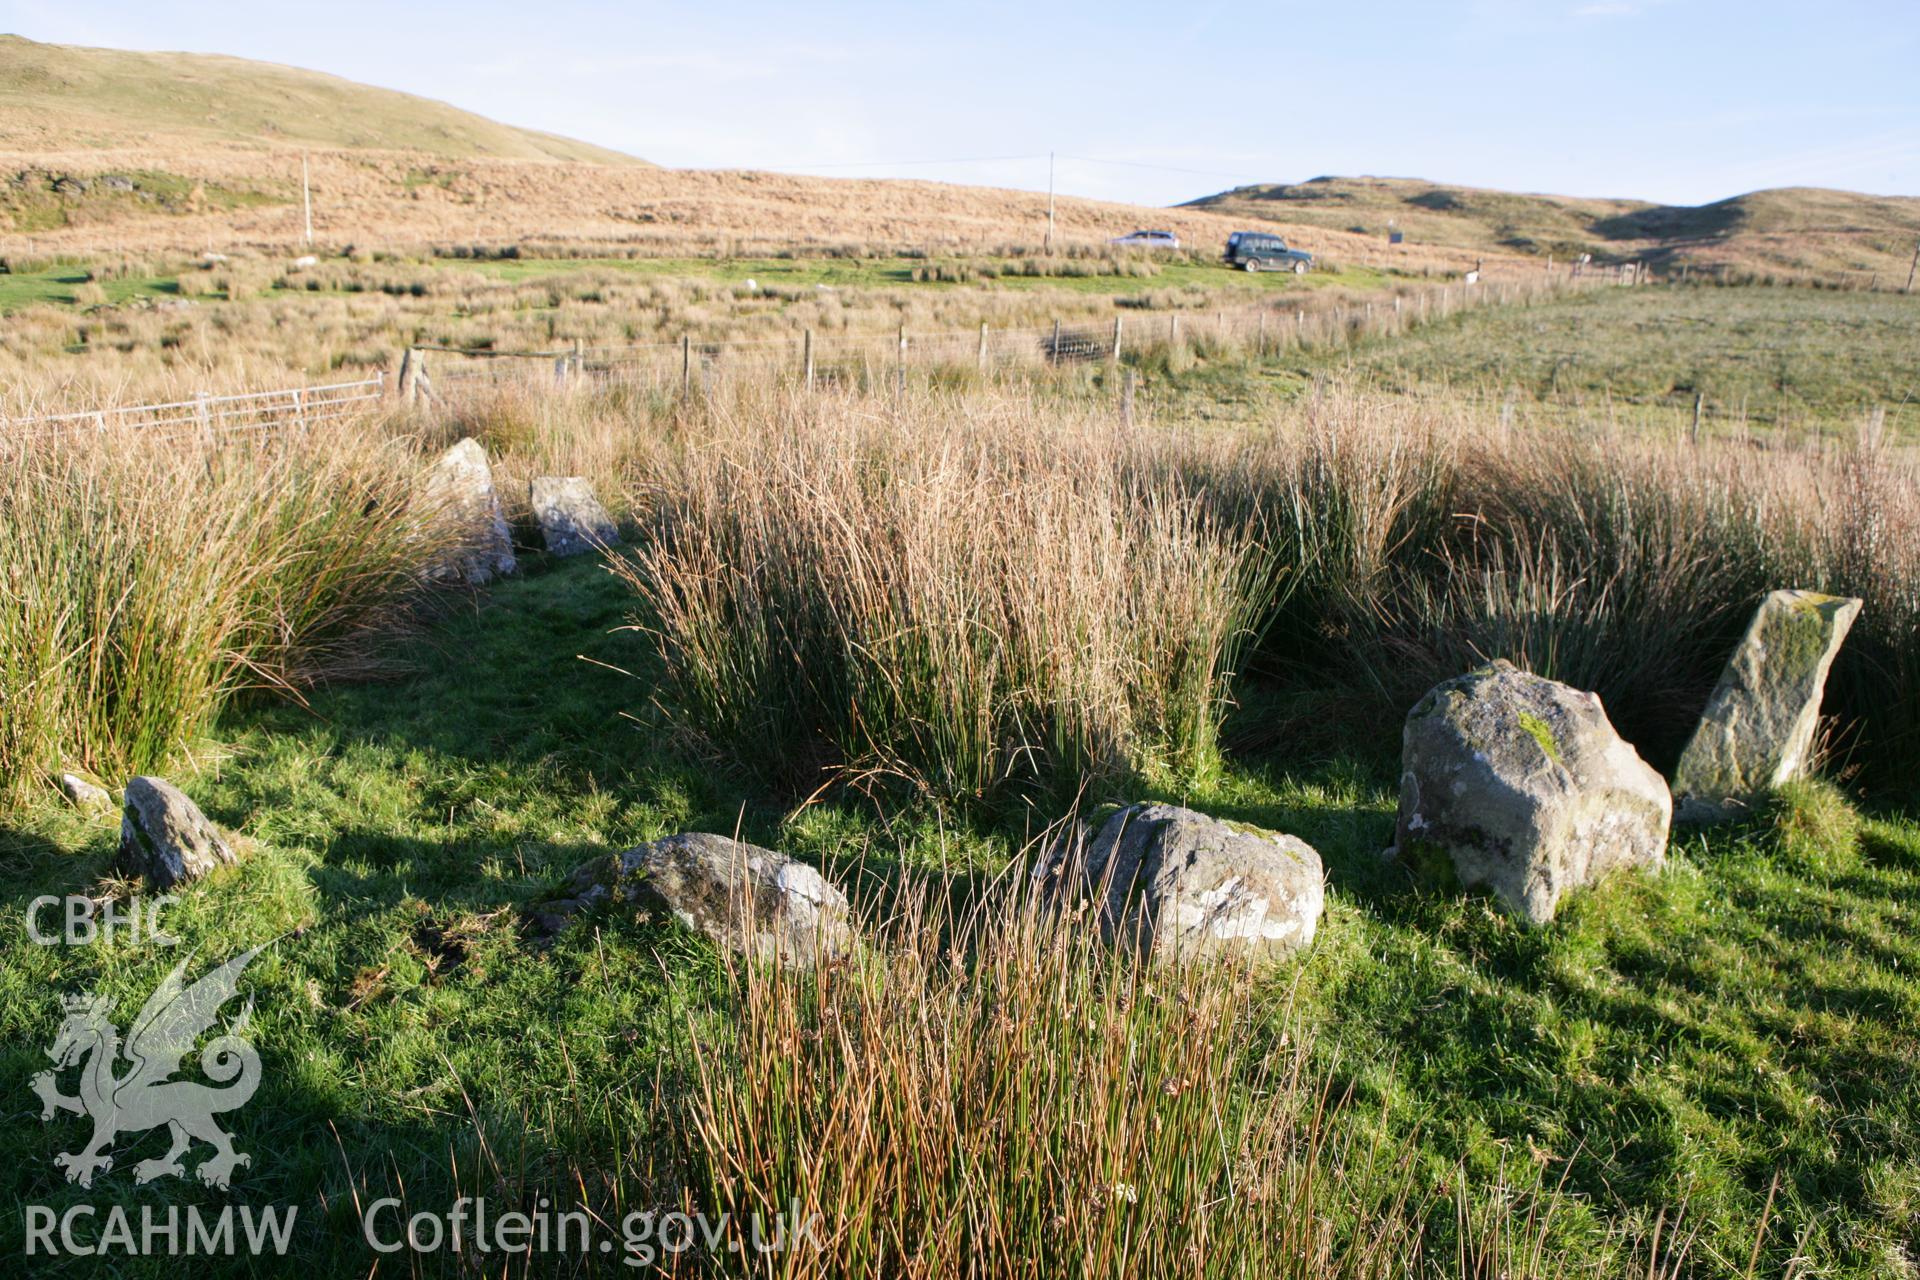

left=0, top=33, right=644, bottom=165
left=1188, top=175, right=1920, bottom=279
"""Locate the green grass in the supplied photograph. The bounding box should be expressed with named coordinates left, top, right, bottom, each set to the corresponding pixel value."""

left=1111, top=284, right=1920, bottom=438
left=416, top=252, right=1391, bottom=298
left=2, top=556, right=1915, bottom=1275
left=0, top=264, right=181, bottom=309
left=1, top=248, right=1387, bottom=317
left=1328, top=285, right=1920, bottom=433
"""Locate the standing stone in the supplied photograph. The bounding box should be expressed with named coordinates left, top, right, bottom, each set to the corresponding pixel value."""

left=426, top=438, right=516, bottom=584
left=530, top=477, right=618, bottom=557
left=118, top=777, right=237, bottom=890
left=1051, top=802, right=1325, bottom=964
left=1672, top=590, right=1863, bottom=823
left=1395, top=661, right=1670, bottom=925
left=531, top=833, right=853, bottom=965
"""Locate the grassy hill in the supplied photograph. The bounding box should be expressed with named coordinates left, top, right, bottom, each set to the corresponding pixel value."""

left=0, top=33, right=642, bottom=164
left=0, top=37, right=1500, bottom=275
left=1189, top=175, right=1920, bottom=281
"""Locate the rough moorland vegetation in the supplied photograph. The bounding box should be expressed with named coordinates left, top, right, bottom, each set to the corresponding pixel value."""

left=3, top=285, right=1917, bottom=1278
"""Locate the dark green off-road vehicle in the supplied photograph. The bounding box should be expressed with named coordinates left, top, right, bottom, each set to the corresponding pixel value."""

left=1224, top=231, right=1313, bottom=273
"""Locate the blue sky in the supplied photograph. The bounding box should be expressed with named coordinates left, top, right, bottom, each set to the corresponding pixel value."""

left=6, top=1, right=1917, bottom=206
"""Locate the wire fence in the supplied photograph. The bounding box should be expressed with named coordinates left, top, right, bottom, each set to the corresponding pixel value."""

left=413, top=274, right=1586, bottom=408
left=4, top=375, right=388, bottom=441
left=5, top=272, right=1608, bottom=438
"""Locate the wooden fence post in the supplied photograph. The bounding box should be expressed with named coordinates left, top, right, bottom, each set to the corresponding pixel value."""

left=1121, top=367, right=1136, bottom=430
left=1050, top=320, right=1061, bottom=367
left=1111, top=316, right=1123, bottom=362
left=977, top=322, right=988, bottom=373
left=896, top=324, right=906, bottom=404
left=803, top=328, right=815, bottom=391
left=681, top=334, right=692, bottom=402
left=193, top=391, right=213, bottom=451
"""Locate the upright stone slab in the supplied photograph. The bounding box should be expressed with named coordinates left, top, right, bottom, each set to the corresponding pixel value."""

left=1672, top=589, right=1863, bottom=823
left=531, top=833, right=853, bottom=965
left=1047, top=802, right=1325, bottom=964
left=530, top=477, right=618, bottom=557
left=427, top=437, right=517, bottom=584
left=1396, top=661, right=1670, bottom=925
left=118, top=777, right=237, bottom=890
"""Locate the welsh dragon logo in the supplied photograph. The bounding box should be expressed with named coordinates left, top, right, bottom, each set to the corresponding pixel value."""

left=31, top=944, right=268, bottom=1190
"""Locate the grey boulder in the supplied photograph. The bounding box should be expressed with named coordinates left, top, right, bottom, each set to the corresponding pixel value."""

left=530, top=476, right=618, bottom=557
left=534, top=833, right=853, bottom=965
left=1049, top=802, right=1325, bottom=964
left=59, top=772, right=112, bottom=811
left=118, top=777, right=237, bottom=889
left=1395, top=661, right=1670, bottom=925
left=1672, top=589, right=1862, bottom=823
left=427, top=437, right=517, bottom=583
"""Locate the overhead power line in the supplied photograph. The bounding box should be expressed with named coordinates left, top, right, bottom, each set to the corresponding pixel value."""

left=738, top=152, right=1048, bottom=172
left=1055, top=154, right=1260, bottom=183
left=723, top=151, right=1256, bottom=185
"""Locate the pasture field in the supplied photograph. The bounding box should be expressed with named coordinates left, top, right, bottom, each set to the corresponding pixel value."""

left=0, top=243, right=1475, bottom=416
left=0, top=249, right=1391, bottom=312
left=1332, top=285, right=1920, bottom=433
left=3, top=287, right=1918, bottom=1278
left=1125, top=284, right=1920, bottom=438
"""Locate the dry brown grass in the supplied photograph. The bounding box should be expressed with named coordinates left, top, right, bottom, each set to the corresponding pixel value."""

left=1194, top=175, right=1920, bottom=284
left=0, top=144, right=1504, bottom=275
left=606, top=385, right=1272, bottom=803
left=0, top=261, right=1560, bottom=416
left=670, top=866, right=1602, bottom=1279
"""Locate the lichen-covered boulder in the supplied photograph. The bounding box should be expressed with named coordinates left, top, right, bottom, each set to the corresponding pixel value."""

left=1395, top=661, right=1669, bottom=925
left=530, top=477, right=618, bottom=557
left=1047, top=803, right=1324, bottom=964
left=118, top=777, right=237, bottom=889
left=532, top=833, right=853, bottom=965
left=1672, top=590, right=1863, bottom=824
left=59, top=771, right=112, bottom=811
left=427, top=437, right=517, bottom=584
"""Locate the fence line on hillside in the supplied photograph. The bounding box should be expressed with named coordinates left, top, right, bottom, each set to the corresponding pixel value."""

left=3, top=375, right=388, bottom=440
left=412, top=273, right=1598, bottom=409
left=5, top=272, right=1610, bottom=437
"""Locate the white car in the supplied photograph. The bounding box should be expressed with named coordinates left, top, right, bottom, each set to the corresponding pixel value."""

left=1109, top=229, right=1180, bottom=250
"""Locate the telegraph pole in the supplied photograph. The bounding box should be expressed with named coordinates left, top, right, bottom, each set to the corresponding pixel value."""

left=1044, top=151, right=1056, bottom=253
left=1905, top=238, right=1919, bottom=294
left=301, top=154, right=314, bottom=247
